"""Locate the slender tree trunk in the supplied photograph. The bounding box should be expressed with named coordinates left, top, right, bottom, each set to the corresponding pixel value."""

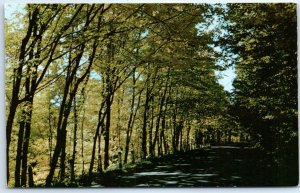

left=16, top=57, right=36, bottom=187
left=70, top=99, right=78, bottom=182
left=46, top=80, right=70, bottom=186
left=21, top=98, right=33, bottom=187
left=7, top=102, right=19, bottom=183
left=89, top=107, right=105, bottom=175
left=152, top=81, right=168, bottom=157
left=179, top=127, right=182, bottom=151
left=124, top=115, right=134, bottom=163
left=124, top=126, right=132, bottom=164
left=160, top=133, right=164, bottom=156
left=89, top=96, right=106, bottom=176
left=51, top=81, right=83, bottom=184
left=179, top=120, right=184, bottom=151
left=124, top=89, right=142, bottom=163
left=81, top=105, right=85, bottom=176
left=141, top=87, right=150, bottom=160
left=172, top=113, right=177, bottom=153
left=148, top=101, right=154, bottom=156
left=116, top=88, right=124, bottom=169
left=152, top=104, right=161, bottom=157
left=97, top=131, right=103, bottom=173
left=104, top=94, right=111, bottom=169
left=59, top=115, right=69, bottom=182
left=161, top=99, right=169, bottom=155
left=124, top=68, right=136, bottom=163
left=186, top=121, right=191, bottom=151
left=103, top=69, right=114, bottom=170
left=28, top=165, right=34, bottom=187
left=14, top=108, right=26, bottom=187
left=59, top=85, right=80, bottom=182
left=172, top=90, right=178, bottom=153
left=157, top=132, right=161, bottom=156
left=46, top=129, right=63, bottom=186
left=48, top=102, right=53, bottom=166
left=162, top=131, right=168, bottom=155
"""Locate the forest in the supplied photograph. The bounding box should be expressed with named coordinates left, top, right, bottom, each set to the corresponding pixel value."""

left=5, top=3, right=298, bottom=187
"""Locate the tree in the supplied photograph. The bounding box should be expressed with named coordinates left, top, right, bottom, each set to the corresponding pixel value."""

left=224, top=3, right=297, bottom=166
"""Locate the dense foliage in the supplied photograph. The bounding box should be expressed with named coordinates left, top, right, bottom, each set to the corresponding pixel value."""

left=225, top=3, right=297, bottom=157
left=223, top=3, right=298, bottom=184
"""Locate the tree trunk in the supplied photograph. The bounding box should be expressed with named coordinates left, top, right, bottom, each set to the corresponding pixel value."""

left=46, top=83, right=69, bottom=186
left=124, top=67, right=137, bottom=163
left=157, top=132, right=161, bottom=157
left=17, top=62, right=35, bottom=187
left=97, top=131, right=103, bottom=173
left=161, top=102, right=168, bottom=155
left=59, top=120, right=68, bottom=182
left=48, top=102, right=53, bottom=166
left=148, top=101, right=154, bottom=157
left=172, top=90, right=178, bottom=153
left=160, top=134, right=164, bottom=156
left=28, top=165, right=34, bottom=187
left=179, top=120, right=184, bottom=151
left=7, top=102, right=19, bottom=183
left=186, top=121, right=191, bottom=151
left=141, top=87, right=150, bottom=160
left=21, top=99, right=33, bottom=187
left=70, top=99, right=78, bottom=182
left=89, top=98, right=106, bottom=176
left=81, top=105, right=86, bottom=176
left=172, top=113, right=177, bottom=153
left=104, top=94, right=111, bottom=170
left=14, top=108, right=26, bottom=187
left=152, top=81, right=168, bottom=157
left=46, top=129, right=63, bottom=186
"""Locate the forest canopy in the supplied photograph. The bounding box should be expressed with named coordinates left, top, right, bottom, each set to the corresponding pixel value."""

left=5, top=3, right=298, bottom=187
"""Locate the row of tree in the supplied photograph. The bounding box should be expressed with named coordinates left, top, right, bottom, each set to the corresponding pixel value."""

left=6, top=4, right=233, bottom=187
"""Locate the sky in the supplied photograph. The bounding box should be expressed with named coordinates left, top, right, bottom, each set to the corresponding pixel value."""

left=4, top=4, right=24, bottom=18
left=217, top=66, right=235, bottom=92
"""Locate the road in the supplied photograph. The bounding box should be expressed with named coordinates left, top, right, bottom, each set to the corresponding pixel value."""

left=89, top=146, right=296, bottom=187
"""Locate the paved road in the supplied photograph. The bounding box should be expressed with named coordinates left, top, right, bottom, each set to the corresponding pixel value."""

left=90, top=146, right=295, bottom=187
